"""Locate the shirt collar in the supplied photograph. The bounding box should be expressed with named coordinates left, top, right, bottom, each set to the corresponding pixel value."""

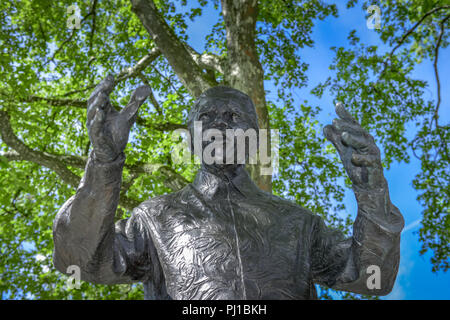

left=191, top=165, right=260, bottom=199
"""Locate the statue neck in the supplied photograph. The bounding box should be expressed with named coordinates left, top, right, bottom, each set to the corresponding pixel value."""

left=200, top=163, right=244, bottom=183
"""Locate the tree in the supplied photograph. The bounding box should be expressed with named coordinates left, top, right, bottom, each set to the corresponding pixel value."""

left=0, top=0, right=447, bottom=299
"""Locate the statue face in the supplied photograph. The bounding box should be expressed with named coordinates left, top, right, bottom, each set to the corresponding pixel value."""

left=188, top=87, right=259, bottom=167
left=196, top=97, right=256, bottom=133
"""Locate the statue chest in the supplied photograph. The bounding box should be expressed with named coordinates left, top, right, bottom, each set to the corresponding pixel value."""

left=145, top=196, right=313, bottom=299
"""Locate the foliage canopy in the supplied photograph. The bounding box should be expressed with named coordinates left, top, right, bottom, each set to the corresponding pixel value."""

left=0, top=0, right=448, bottom=299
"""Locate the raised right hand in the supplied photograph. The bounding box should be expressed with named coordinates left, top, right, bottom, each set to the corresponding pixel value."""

left=86, top=75, right=151, bottom=162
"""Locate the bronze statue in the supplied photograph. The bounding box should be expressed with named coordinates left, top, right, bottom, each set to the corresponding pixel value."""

left=53, top=75, right=404, bottom=299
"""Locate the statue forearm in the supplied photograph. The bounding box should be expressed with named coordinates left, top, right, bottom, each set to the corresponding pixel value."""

left=353, top=180, right=403, bottom=235
left=311, top=182, right=404, bottom=295
left=343, top=181, right=404, bottom=295
left=322, top=181, right=403, bottom=296
left=52, top=151, right=125, bottom=276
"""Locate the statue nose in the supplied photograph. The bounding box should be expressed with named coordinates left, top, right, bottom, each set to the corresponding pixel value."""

left=211, top=119, right=228, bottom=130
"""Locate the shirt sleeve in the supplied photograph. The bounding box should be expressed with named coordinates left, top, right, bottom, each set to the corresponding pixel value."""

left=310, top=184, right=404, bottom=296
left=52, top=153, right=159, bottom=285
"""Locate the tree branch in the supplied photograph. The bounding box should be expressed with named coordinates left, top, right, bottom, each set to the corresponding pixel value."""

left=22, top=95, right=87, bottom=108
left=16, top=95, right=186, bottom=131
left=152, top=67, right=188, bottom=104
left=130, top=0, right=215, bottom=97
left=185, top=45, right=225, bottom=74
left=88, top=0, right=98, bottom=57
left=44, top=47, right=161, bottom=99
left=431, top=14, right=450, bottom=161
left=0, top=111, right=189, bottom=210
left=137, top=72, right=163, bottom=115
left=116, top=47, right=161, bottom=82
left=0, top=110, right=82, bottom=188
left=390, top=6, right=450, bottom=56
left=432, top=14, right=450, bottom=128
left=380, top=5, right=450, bottom=77
left=0, top=110, right=146, bottom=211
left=2, top=148, right=189, bottom=192
left=10, top=95, right=187, bottom=132
left=61, top=84, right=97, bottom=97
left=13, top=48, right=184, bottom=131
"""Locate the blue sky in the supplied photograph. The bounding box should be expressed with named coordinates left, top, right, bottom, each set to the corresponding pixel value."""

left=181, top=1, right=450, bottom=299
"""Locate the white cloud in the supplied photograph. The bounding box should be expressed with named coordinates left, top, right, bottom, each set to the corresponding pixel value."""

left=402, top=219, right=421, bottom=233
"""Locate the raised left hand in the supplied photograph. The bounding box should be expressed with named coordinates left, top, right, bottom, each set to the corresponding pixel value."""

left=324, top=102, right=385, bottom=190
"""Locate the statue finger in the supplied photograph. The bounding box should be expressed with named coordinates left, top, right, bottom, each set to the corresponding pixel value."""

left=87, top=92, right=109, bottom=122
left=88, top=74, right=115, bottom=103
left=89, top=107, right=105, bottom=135
left=121, top=85, right=151, bottom=123
left=332, top=118, right=364, bottom=135
left=351, top=153, right=380, bottom=167
left=87, top=75, right=115, bottom=116
left=341, top=132, right=369, bottom=152
left=324, top=124, right=347, bottom=157
left=335, top=102, right=358, bottom=124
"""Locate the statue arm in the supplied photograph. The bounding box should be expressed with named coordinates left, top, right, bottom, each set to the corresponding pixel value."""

left=52, top=76, right=156, bottom=284
left=52, top=152, right=156, bottom=284
left=310, top=103, right=404, bottom=295
left=310, top=183, right=404, bottom=296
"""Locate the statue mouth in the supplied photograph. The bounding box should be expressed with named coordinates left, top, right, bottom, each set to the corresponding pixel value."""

left=202, top=133, right=237, bottom=164
left=191, top=121, right=259, bottom=166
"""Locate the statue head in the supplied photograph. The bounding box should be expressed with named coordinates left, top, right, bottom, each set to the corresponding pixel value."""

left=187, top=86, right=259, bottom=167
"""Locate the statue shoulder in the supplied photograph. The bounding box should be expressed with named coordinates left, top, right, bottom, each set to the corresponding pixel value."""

left=134, top=188, right=187, bottom=218
left=261, top=190, right=317, bottom=222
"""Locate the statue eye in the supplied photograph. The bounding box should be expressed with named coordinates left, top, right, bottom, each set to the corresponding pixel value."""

left=232, top=112, right=239, bottom=122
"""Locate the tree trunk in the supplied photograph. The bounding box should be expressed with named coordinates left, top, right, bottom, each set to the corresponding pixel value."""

left=221, top=0, right=272, bottom=192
